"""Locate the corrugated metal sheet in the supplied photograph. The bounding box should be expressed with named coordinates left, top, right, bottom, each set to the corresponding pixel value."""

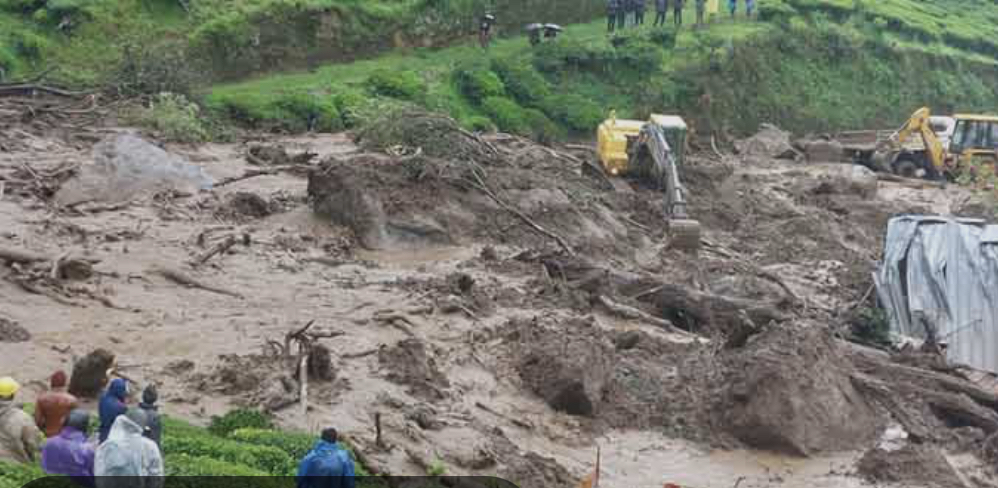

left=875, top=216, right=998, bottom=373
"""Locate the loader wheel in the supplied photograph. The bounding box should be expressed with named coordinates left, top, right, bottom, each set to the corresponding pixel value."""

left=893, top=158, right=920, bottom=179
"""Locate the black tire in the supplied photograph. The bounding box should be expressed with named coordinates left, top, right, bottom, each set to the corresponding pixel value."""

left=893, top=157, right=920, bottom=179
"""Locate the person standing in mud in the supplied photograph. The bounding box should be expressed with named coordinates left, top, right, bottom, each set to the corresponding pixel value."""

left=654, top=0, right=668, bottom=27
left=97, top=379, right=128, bottom=443
left=297, top=428, right=355, bottom=488
left=35, top=370, right=79, bottom=438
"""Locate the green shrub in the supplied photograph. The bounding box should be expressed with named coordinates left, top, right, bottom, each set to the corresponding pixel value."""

left=164, top=453, right=270, bottom=476
left=538, top=93, right=604, bottom=133
left=490, top=57, right=550, bottom=105
left=133, top=92, right=209, bottom=143
left=229, top=428, right=315, bottom=460
left=523, top=108, right=560, bottom=145
left=461, top=115, right=496, bottom=133
left=454, top=62, right=504, bottom=104
left=208, top=408, right=274, bottom=437
left=163, top=434, right=293, bottom=475
left=849, top=306, right=891, bottom=348
left=367, top=69, right=425, bottom=100
left=273, top=91, right=342, bottom=132
left=332, top=89, right=368, bottom=128
left=646, top=28, right=677, bottom=49
left=0, top=460, right=45, bottom=488
left=113, top=37, right=201, bottom=95
left=481, top=96, right=528, bottom=134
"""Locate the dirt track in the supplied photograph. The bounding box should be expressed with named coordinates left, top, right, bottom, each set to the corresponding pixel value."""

left=2, top=114, right=997, bottom=488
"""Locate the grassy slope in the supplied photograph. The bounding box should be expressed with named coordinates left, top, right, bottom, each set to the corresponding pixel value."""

left=204, top=0, right=998, bottom=137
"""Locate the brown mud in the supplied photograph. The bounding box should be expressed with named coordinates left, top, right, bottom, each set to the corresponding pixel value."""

left=2, top=105, right=998, bottom=488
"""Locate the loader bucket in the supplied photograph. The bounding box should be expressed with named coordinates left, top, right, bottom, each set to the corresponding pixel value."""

left=668, top=218, right=701, bottom=251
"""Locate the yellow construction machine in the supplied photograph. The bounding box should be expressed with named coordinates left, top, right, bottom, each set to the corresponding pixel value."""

left=842, top=107, right=998, bottom=180
left=596, top=112, right=700, bottom=251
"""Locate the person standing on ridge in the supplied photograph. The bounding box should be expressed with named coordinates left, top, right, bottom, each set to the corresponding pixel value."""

left=98, top=378, right=128, bottom=443
left=607, top=0, right=619, bottom=32
left=674, top=0, right=685, bottom=26
left=634, top=0, right=646, bottom=26
left=297, top=428, right=356, bottom=488
left=479, top=13, right=496, bottom=49
left=0, top=377, right=42, bottom=464
left=36, top=370, right=79, bottom=438
left=696, top=0, right=707, bottom=26
left=654, top=0, right=668, bottom=26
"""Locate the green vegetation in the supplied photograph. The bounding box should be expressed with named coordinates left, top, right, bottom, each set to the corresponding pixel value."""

left=849, top=306, right=892, bottom=348
left=0, top=408, right=376, bottom=485
left=128, top=92, right=209, bottom=143
left=207, top=407, right=274, bottom=437
left=4, top=0, right=998, bottom=138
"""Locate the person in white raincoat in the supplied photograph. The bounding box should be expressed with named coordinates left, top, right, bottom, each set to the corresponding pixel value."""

left=94, top=409, right=164, bottom=488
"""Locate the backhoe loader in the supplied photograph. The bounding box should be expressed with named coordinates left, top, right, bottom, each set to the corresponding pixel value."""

left=841, top=107, right=998, bottom=180
left=596, top=113, right=700, bottom=251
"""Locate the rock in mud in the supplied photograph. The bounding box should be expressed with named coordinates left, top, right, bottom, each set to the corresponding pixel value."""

left=513, top=317, right=614, bottom=417
left=308, top=160, right=454, bottom=249
left=225, top=192, right=272, bottom=219
left=69, top=349, right=116, bottom=398
left=735, top=123, right=796, bottom=160
left=793, top=164, right=878, bottom=199
left=378, top=338, right=449, bottom=400
left=804, top=139, right=844, bottom=163
left=718, top=325, right=880, bottom=456
left=0, top=317, right=30, bottom=343
left=858, top=444, right=965, bottom=488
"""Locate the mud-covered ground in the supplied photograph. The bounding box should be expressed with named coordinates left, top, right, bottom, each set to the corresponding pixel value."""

left=2, top=109, right=997, bottom=488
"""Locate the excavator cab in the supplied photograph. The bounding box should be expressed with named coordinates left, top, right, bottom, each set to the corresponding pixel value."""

left=948, top=115, right=998, bottom=172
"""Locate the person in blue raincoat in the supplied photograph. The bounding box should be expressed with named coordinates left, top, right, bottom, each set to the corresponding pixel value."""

left=297, top=428, right=356, bottom=488
left=97, top=379, right=128, bottom=443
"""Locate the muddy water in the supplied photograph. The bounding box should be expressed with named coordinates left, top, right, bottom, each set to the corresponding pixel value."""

left=0, top=131, right=972, bottom=488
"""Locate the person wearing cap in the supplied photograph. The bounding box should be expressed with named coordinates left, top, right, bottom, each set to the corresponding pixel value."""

left=137, top=386, right=161, bottom=448
left=98, top=378, right=128, bottom=443
left=95, top=409, right=163, bottom=488
left=42, top=409, right=96, bottom=487
left=36, top=370, right=79, bottom=438
left=0, top=377, right=42, bottom=463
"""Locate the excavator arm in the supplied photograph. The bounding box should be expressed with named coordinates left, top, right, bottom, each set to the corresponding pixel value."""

left=629, top=123, right=701, bottom=250
left=885, top=107, right=946, bottom=173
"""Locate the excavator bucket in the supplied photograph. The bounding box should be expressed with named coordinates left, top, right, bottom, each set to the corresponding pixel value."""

left=668, top=218, right=701, bottom=251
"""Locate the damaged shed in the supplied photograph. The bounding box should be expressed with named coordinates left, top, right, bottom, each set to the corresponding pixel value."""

left=875, top=215, right=998, bottom=373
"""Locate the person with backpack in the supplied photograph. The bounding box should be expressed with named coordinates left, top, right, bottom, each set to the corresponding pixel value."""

left=297, top=428, right=356, bottom=488
left=137, top=386, right=161, bottom=449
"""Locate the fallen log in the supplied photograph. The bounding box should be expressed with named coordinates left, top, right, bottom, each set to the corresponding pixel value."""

left=150, top=266, right=243, bottom=299
left=595, top=294, right=693, bottom=337
left=848, top=350, right=998, bottom=410
left=639, top=283, right=789, bottom=333
left=194, top=235, right=238, bottom=266
left=0, top=246, right=49, bottom=264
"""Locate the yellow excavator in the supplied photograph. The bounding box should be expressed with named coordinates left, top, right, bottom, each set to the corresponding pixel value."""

left=596, top=113, right=700, bottom=251
left=848, top=107, right=998, bottom=180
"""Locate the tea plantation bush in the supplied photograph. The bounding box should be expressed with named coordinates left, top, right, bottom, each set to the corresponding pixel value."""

left=367, top=69, right=425, bottom=101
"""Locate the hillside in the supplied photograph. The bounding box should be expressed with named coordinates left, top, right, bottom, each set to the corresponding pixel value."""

left=6, top=0, right=998, bottom=139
